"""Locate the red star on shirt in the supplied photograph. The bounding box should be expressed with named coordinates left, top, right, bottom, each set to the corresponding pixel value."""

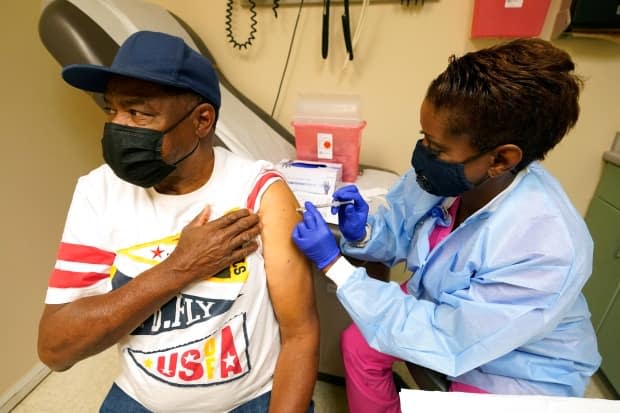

left=151, top=246, right=164, bottom=259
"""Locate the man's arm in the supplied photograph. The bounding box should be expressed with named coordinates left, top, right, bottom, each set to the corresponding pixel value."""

left=259, top=181, right=320, bottom=413
left=38, top=207, right=260, bottom=371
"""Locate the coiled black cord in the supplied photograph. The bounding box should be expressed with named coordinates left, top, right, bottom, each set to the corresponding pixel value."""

left=225, top=0, right=258, bottom=50
left=272, top=0, right=280, bottom=18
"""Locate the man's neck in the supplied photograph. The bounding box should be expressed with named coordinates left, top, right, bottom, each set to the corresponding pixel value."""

left=154, top=146, right=215, bottom=195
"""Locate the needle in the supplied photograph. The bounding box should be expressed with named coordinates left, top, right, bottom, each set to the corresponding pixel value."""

left=296, top=200, right=354, bottom=213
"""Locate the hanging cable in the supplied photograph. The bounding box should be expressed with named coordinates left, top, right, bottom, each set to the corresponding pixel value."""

left=343, top=0, right=370, bottom=69
left=271, top=0, right=304, bottom=117
left=272, top=0, right=280, bottom=18
left=225, top=0, right=258, bottom=50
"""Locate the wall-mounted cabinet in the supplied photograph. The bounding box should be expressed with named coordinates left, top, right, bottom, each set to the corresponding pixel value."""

left=583, top=160, right=620, bottom=394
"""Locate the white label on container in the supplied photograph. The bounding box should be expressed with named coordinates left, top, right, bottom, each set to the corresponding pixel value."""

left=317, top=133, right=333, bottom=159
left=505, top=0, right=523, bottom=8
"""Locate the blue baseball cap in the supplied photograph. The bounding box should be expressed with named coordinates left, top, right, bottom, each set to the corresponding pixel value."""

left=62, top=31, right=221, bottom=110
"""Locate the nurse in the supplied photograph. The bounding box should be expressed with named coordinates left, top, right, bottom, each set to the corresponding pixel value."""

left=293, top=38, right=601, bottom=413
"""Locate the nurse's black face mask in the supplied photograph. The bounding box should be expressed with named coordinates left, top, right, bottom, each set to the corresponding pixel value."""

left=101, top=102, right=202, bottom=188
left=411, top=139, right=491, bottom=197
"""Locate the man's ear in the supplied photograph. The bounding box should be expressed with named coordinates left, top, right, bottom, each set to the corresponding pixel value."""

left=195, top=103, right=216, bottom=138
left=489, top=144, right=522, bottom=177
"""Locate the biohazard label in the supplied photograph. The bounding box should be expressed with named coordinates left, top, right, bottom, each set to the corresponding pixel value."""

left=317, top=133, right=334, bottom=159
left=504, top=0, right=523, bottom=8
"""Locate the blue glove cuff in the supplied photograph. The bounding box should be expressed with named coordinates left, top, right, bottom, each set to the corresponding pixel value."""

left=317, top=249, right=340, bottom=271
left=348, top=224, right=372, bottom=248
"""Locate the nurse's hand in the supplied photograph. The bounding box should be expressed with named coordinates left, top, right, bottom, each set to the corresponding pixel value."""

left=292, top=202, right=341, bottom=270
left=332, top=185, right=368, bottom=242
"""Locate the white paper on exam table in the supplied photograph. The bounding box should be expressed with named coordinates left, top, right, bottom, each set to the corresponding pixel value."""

left=399, top=389, right=620, bottom=413
left=275, top=160, right=343, bottom=197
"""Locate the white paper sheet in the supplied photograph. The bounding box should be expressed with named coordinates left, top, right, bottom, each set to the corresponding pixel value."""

left=400, top=389, right=619, bottom=413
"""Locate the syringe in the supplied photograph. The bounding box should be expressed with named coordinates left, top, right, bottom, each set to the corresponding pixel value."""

left=296, top=200, right=354, bottom=213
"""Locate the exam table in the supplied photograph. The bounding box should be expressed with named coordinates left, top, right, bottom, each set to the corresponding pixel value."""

left=38, top=0, right=447, bottom=392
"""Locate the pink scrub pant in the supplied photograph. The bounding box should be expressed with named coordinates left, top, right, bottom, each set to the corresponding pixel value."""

left=341, top=198, right=487, bottom=412
left=340, top=283, right=488, bottom=413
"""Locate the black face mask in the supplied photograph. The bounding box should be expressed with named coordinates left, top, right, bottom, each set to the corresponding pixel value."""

left=102, top=104, right=200, bottom=188
left=411, top=139, right=489, bottom=197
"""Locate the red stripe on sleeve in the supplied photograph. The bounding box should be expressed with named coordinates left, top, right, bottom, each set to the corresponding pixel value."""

left=56, top=242, right=115, bottom=265
left=48, top=269, right=110, bottom=288
left=246, top=171, right=283, bottom=211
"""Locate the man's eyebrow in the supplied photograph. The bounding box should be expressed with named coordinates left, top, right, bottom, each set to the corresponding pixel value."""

left=121, top=96, right=149, bottom=106
left=102, top=95, right=150, bottom=107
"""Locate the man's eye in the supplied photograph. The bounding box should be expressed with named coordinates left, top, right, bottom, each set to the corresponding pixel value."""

left=129, top=109, right=152, bottom=118
left=103, top=107, right=115, bottom=116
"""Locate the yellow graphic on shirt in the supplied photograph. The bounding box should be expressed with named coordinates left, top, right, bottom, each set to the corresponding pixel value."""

left=212, top=260, right=249, bottom=283
left=115, top=232, right=249, bottom=284
left=117, top=234, right=180, bottom=266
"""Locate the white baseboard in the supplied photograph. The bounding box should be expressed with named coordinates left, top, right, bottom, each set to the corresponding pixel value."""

left=0, top=362, right=51, bottom=413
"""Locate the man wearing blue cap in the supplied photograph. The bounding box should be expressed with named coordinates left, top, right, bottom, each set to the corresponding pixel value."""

left=37, top=31, right=318, bottom=413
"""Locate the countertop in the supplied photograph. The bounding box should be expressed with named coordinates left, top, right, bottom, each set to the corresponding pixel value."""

left=604, top=150, right=620, bottom=167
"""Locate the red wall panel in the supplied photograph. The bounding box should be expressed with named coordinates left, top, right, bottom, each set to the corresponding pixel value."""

left=471, top=0, right=552, bottom=38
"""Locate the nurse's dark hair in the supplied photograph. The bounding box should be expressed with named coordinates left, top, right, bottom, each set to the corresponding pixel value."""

left=425, top=38, right=582, bottom=170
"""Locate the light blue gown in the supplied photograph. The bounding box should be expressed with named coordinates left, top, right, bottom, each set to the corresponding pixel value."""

left=335, top=162, right=601, bottom=396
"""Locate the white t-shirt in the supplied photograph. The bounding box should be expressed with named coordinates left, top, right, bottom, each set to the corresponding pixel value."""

left=46, top=147, right=283, bottom=412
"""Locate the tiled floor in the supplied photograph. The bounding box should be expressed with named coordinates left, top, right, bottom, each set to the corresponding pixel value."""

left=12, top=348, right=616, bottom=412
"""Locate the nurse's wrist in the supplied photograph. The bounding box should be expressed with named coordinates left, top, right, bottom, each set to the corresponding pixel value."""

left=349, top=224, right=372, bottom=247
left=320, top=254, right=342, bottom=273
left=325, top=256, right=356, bottom=287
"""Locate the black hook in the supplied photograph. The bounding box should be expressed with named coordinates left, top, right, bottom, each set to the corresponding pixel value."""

left=342, top=0, right=353, bottom=60
left=322, top=0, right=329, bottom=58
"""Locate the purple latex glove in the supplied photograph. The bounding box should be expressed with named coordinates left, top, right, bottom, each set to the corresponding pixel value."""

left=331, top=185, right=369, bottom=242
left=292, top=202, right=341, bottom=270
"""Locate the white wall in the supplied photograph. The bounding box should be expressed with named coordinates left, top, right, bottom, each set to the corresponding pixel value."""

left=152, top=0, right=620, bottom=214
left=0, top=1, right=103, bottom=397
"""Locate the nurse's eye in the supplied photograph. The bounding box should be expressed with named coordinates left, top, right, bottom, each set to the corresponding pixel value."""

left=419, top=132, right=444, bottom=157
left=428, top=146, right=442, bottom=157
left=422, top=140, right=442, bottom=156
